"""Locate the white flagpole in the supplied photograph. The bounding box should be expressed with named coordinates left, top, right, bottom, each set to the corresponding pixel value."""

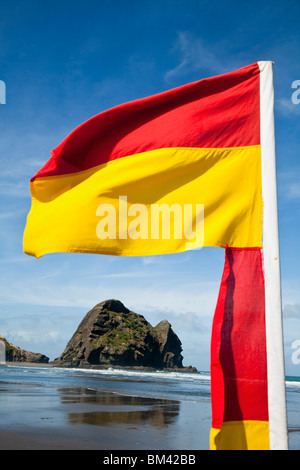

left=258, top=61, right=289, bottom=450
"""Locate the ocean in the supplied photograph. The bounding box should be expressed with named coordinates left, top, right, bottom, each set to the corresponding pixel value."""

left=0, top=364, right=299, bottom=450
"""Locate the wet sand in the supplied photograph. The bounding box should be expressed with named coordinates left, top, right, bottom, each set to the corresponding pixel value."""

left=0, top=384, right=211, bottom=450
left=1, top=368, right=299, bottom=450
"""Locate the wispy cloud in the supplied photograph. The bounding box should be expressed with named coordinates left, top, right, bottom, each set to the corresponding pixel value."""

left=0, top=254, right=220, bottom=318
left=284, top=303, right=300, bottom=319
left=276, top=98, right=300, bottom=117
left=0, top=256, right=29, bottom=265
left=2, top=328, right=61, bottom=345
left=0, top=181, right=30, bottom=198
left=165, top=32, right=227, bottom=83
left=288, top=183, right=300, bottom=199
left=278, top=170, right=300, bottom=201
left=0, top=209, right=26, bottom=220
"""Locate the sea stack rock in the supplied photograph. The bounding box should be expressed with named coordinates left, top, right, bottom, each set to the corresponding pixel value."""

left=0, top=335, right=49, bottom=363
left=53, top=299, right=197, bottom=371
left=154, top=320, right=183, bottom=369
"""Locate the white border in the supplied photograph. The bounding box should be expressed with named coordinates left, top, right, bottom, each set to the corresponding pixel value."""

left=258, top=61, right=289, bottom=450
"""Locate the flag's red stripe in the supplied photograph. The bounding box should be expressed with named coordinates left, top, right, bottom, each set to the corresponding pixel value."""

left=211, top=247, right=268, bottom=428
left=32, top=63, right=260, bottom=181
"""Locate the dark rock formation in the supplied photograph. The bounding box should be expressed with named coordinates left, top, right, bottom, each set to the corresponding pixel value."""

left=0, top=334, right=49, bottom=363
left=53, top=299, right=197, bottom=372
left=154, top=320, right=183, bottom=369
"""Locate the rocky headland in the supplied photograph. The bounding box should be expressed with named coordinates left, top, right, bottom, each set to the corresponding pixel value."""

left=53, top=299, right=197, bottom=372
left=0, top=334, right=49, bottom=364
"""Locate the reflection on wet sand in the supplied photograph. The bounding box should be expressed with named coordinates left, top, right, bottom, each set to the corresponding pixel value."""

left=58, top=387, right=180, bottom=429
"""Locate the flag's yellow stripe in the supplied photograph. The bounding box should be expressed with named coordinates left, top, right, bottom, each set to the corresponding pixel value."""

left=210, top=421, right=270, bottom=450
left=24, top=146, right=262, bottom=258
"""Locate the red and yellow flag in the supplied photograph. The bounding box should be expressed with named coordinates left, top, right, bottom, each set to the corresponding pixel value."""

left=23, top=62, right=288, bottom=450
left=210, top=247, right=269, bottom=449
left=24, top=63, right=262, bottom=257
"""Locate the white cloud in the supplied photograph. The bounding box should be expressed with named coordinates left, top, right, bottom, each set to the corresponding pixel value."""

left=284, top=303, right=300, bottom=319
left=0, top=210, right=26, bottom=220
left=4, top=329, right=60, bottom=344
left=0, top=181, right=30, bottom=198
left=288, top=183, right=300, bottom=199
left=278, top=169, right=300, bottom=201
left=276, top=97, right=300, bottom=116
left=165, top=32, right=227, bottom=83
left=0, top=270, right=219, bottom=317
left=142, top=256, right=158, bottom=266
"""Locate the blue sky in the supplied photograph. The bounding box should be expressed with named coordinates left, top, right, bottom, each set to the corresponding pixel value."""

left=0, top=0, right=299, bottom=374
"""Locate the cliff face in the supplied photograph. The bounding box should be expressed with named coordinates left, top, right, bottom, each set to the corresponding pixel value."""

left=0, top=335, right=49, bottom=363
left=54, top=299, right=196, bottom=371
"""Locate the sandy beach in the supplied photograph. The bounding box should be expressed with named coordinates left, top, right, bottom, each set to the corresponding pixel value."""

left=0, top=364, right=212, bottom=451
left=0, top=391, right=210, bottom=450
left=1, top=364, right=299, bottom=451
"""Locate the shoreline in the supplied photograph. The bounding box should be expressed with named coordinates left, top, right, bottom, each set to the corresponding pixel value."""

left=3, top=362, right=53, bottom=367
left=3, top=361, right=199, bottom=373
